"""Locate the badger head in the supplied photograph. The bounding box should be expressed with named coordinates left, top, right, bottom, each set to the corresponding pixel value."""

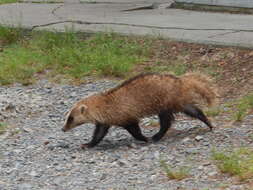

left=62, top=103, right=91, bottom=132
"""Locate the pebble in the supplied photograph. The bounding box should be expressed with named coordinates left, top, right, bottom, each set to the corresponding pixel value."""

left=30, top=171, right=39, bottom=177
left=208, top=171, right=218, bottom=176
left=182, top=137, right=191, bottom=143
left=195, top=135, right=203, bottom=141
left=56, top=142, right=70, bottom=149
left=186, top=148, right=199, bottom=154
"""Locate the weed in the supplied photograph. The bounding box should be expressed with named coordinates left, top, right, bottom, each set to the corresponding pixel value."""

left=0, top=122, right=7, bottom=135
left=212, top=148, right=253, bottom=181
left=205, top=106, right=222, bottom=117
left=233, top=93, right=253, bottom=121
left=0, top=25, right=23, bottom=45
left=160, top=159, right=190, bottom=180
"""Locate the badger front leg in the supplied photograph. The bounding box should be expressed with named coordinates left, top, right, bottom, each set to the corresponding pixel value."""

left=152, top=110, right=174, bottom=142
left=82, top=123, right=110, bottom=148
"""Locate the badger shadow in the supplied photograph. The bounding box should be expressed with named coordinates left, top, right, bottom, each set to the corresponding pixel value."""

left=75, top=125, right=212, bottom=151
left=167, top=125, right=211, bottom=137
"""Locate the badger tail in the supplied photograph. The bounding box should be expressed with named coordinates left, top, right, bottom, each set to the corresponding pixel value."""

left=180, top=73, right=219, bottom=106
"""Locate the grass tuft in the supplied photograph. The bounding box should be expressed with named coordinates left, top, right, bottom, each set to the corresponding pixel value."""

left=0, top=25, right=23, bottom=45
left=0, top=122, right=7, bottom=135
left=160, top=159, right=190, bottom=180
left=233, top=93, right=253, bottom=121
left=212, top=148, right=253, bottom=181
left=205, top=106, right=222, bottom=117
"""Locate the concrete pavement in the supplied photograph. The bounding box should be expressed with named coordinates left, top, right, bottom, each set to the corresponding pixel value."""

left=175, top=0, right=253, bottom=8
left=0, top=0, right=253, bottom=48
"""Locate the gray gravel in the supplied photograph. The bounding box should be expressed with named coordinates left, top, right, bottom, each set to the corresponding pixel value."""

left=0, top=80, right=253, bottom=190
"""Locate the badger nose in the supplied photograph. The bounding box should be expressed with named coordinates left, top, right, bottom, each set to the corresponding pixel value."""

left=62, top=128, right=66, bottom=132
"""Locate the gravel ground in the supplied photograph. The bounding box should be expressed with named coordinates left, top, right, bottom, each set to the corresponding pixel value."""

left=0, top=80, right=253, bottom=190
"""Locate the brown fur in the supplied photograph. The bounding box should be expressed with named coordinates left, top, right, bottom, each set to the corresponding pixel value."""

left=64, top=72, right=218, bottom=130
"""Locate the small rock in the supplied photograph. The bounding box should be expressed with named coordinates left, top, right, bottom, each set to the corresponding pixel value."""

left=195, top=135, right=203, bottom=141
left=128, top=143, right=138, bottom=149
left=14, top=149, right=22, bottom=154
left=203, top=162, right=211, bottom=166
left=100, top=173, right=106, bottom=180
left=182, top=137, right=191, bottom=143
left=186, top=148, right=199, bottom=154
left=3, top=151, right=13, bottom=156
left=208, top=171, right=218, bottom=176
left=140, top=147, right=148, bottom=151
left=70, top=92, right=77, bottom=97
left=5, top=103, right=15, bottom=111
left=56, top=142, right=69, bottom=149
left=22, top=127, right=33, bottom=133
left=55, top=166, right=63, bottom=172
left=117, top=159, right=129, bottom=167
left=150, top=175, right=156, bottom=180
left=47, top=145, right=55, bottom=150
left=30, top=170, right=39, bottom=177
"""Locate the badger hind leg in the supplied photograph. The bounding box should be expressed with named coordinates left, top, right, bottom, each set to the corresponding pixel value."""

left=183, top=104, right=213, bottom=131
left=123, top=122, right=148, bottom=142
left=152, top=110, right=174, bottom=142
left=83, top=123, right=110, bottom=148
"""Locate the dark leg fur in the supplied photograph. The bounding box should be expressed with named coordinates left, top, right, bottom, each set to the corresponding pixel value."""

left=123, top=122, right=148, bottom=142
left=152, top=110, right=174, bottom=142
left=183, top=104, right=213, bottom=130
left=84, top=123, right=110, bottom=148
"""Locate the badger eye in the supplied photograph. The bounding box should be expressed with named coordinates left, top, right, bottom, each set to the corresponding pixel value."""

left=67, top=116, right=74, bottom=124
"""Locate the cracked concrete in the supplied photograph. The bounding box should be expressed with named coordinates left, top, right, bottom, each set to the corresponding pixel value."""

left=0, top=0, right=253, bottom=48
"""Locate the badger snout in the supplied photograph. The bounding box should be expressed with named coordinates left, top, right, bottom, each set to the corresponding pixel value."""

left=62, top=128, right=67, bottom=132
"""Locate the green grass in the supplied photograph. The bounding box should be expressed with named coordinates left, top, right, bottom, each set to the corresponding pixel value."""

left=212, top=148, right=253, bottom=181
left=233, top=93, right=253, bottom=121
left=0, top=25, right=23, bottom=45
left=0, top=122, right=7, bottom=135
left=0, top=0, right=18, bottom=4
left=160, top=159, right=190, bottom=180
left=0, top=28, right=149, bottom=85
left=205, top=106, right=223, bottom=117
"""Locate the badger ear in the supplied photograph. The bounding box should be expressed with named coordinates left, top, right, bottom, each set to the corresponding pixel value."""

left=80, top=105, right=88, bottom=114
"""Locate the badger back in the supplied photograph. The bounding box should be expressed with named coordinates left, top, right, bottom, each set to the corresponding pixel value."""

left=103, top=73, right=181, bottom=119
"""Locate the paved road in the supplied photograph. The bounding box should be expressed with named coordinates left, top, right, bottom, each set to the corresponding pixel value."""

left=0, top=0, right=253, bottom=48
